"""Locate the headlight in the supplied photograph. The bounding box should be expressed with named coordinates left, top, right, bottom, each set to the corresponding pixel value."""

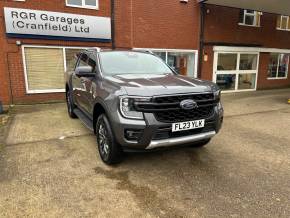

left=120, top=97, right=151, bottom=120
left=214, top=90, right=221, bottom=101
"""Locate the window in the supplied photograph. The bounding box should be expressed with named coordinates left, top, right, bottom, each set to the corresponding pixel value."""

left=76, top=53, right=97, bottom=71
left=23, top=46, right=86, bottom=93
left=215, top=52, right=259, bottom=91
left=66, top=0, right=99, bottom=10
left=66, top=49, right=83, bottom=72
left=268, top=53, right=289, bottom=79
left=78, top=53, right=89, bottom=67
left=239, top=9, right=261, bottom=27
left=239, top=54, right=258, bottom=70
left=217, top=53, right=237, bottom=71
left=167, top=52, right=196, bottom=77
left=277, top=15, right=290, bottom=31
left=134, top=49, right=198, bottom=77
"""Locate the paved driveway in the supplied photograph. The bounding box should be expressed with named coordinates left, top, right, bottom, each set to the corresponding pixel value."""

left=0, top=89, right=290, bottom=217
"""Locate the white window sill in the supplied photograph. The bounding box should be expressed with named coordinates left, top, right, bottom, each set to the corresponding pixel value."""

left=238, top=23, right=260, bottom=28
left=267, top=77, right=288, bottom=80
left=276, top=28, right=290, bottom=32
left=66, top=4, right=99, bottom=10
left=27, top=89, right=65, bottom=94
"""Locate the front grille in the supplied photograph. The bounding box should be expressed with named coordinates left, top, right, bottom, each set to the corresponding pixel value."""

left=154, top=107, right=214, bottom=123
left=153, top=93, right=214, bottom=103
left=134, top=93, right=217, bottom=123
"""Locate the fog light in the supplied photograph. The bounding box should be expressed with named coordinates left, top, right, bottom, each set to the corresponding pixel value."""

left=125, top=129, right=143, bottom=141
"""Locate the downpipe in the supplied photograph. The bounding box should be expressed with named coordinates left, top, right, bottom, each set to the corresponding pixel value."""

left=0, top=101, right=3, bottom=114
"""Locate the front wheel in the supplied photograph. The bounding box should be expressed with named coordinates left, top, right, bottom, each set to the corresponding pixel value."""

left=96, top=114, right=123, bottom=165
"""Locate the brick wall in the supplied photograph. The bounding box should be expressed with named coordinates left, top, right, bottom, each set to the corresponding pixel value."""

left=204, top=4, right=290, bottom=49
left=201, top=4, right=290, bottom=89
left=201, top=47, right=290, bottom=89
left=1, top=0, right=201, bottom=104
left=114, top=0, right=133, bottom=48
left=115, top=0, right=200, bottom=50
left=0, top=0, right=112, bottom=104
left=257, top=53, right=290, bottom=89
left=200, top=45, right=214, bottom=81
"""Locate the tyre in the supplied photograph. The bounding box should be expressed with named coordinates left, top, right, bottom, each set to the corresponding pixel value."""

left=190, top=138, right=211, bottom=148
left=96, top=114, right=123, bottom=165
left=66, top=90, right=77, bottom=119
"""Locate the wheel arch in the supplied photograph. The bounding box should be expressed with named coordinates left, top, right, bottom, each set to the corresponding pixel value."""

left=93, top=100, right=109, bottom=134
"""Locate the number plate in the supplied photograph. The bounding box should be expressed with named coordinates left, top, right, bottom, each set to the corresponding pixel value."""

left=172, top=119, right=205, bottom=132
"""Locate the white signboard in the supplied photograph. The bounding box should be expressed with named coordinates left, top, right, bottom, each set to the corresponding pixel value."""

left=4, top=7, right=111, bottom=41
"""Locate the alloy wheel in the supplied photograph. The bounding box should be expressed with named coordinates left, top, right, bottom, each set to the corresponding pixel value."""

left=98, top=121, right=110, bottom=159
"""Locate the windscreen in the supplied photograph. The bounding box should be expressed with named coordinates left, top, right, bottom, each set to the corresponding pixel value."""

left=99, top=51, right=173, bottom=76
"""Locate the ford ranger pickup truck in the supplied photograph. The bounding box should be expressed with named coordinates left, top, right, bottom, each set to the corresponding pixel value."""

left=65, top=48, right=223, bottom=165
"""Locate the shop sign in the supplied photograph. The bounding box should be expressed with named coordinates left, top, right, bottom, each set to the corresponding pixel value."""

left=4, top=7, right=111, bottom=41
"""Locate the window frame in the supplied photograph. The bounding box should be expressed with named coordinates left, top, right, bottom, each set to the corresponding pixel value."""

left=66, top=0, right=99, bottom=10
left=277, top=15, right=290, bottom=31
left=267, top=53, right=289, bottom=80
left=22, top=45, right=89, bottom=94
left=213, top=51, right=260, bottom=92
left=239, top=10, right=261, bottom=27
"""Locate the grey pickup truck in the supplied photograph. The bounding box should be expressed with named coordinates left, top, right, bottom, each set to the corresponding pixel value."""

left=65, top=48, right=223, bottom=165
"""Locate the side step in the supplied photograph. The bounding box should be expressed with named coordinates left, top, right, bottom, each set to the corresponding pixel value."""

left=73, top=108, right=94, bottom=132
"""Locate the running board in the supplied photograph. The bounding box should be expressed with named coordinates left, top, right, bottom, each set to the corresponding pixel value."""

left=73, top=108, right=94, bottom=132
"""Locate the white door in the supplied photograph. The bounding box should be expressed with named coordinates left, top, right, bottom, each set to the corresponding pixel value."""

left=213, top=51, right=259, bottom=92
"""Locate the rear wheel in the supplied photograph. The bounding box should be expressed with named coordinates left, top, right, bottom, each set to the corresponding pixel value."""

left=96, top=114, right=123, bottom=165
left=190, top=138, right=211, bottom=148
left=66, top=90, right=77, bottom=119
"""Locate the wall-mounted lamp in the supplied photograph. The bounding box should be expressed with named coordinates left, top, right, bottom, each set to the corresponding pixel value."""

left=16, top=40, right=22, bottom=46
left=180, top=0, right=188, bottom=3
left=203, top=53, right=208, bottom=62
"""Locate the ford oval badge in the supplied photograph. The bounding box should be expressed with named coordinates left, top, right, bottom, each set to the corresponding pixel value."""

left=180, top=99, right=198, bottom=110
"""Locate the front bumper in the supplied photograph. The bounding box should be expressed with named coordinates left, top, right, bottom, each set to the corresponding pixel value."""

left=146, top=131, right=216, bottom=149
left=110, top=104, right=223, bottom=150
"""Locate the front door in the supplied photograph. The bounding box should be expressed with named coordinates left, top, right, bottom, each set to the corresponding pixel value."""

left=72, top=53, right=89, bottom=110
left=81, top=56, right=97, bottom=114
left=213, top=51, right=259, bottom=92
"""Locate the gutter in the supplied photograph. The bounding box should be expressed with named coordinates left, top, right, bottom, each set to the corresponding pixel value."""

left=6, top=52, right=15, bottom=105
left=198, top=2, right=206, bottom=78
left=111, top=0, right=116, bottom=49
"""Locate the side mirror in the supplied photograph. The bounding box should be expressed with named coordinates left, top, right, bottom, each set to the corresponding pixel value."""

left=75, top=66, right=95, bottom=77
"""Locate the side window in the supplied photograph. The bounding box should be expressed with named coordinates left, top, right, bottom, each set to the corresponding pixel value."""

left=78, top=53, right=88, bottom=67
left=88, top=57, right=97, bottom=72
